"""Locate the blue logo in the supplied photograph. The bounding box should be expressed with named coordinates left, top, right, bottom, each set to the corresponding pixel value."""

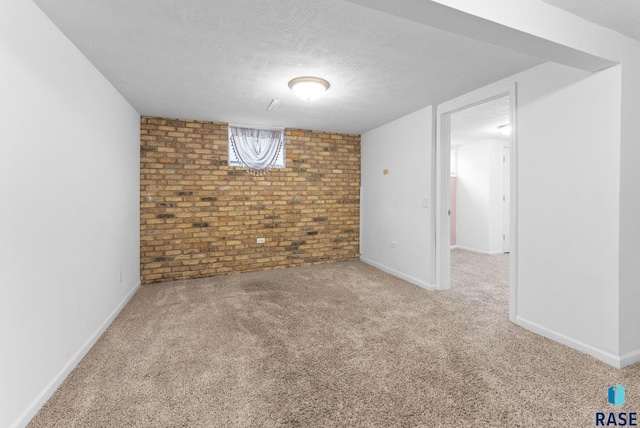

left=609, top=384, right=626, bottom=408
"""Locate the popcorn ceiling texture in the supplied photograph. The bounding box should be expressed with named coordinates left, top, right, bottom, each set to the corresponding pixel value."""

left=140, top=116, right=360, bottom=284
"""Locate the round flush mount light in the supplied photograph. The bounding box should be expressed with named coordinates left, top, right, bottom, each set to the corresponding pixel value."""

left=288, top=76, right=330, bottom=100
left=497, top=124, right=512, bottom=136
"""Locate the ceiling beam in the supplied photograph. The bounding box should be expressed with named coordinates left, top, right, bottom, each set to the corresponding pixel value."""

left=345, top=0, right=618, bottom=72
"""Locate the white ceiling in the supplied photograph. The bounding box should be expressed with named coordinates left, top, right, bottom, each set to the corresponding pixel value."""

left=31, top=0, right=544, bottom=135
left=543, top=0, right=640, bottom=42
left=450, top=96, right=511, bottom=147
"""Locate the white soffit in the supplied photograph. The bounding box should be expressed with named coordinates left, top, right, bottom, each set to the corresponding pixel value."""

left=542, top=0, right=640, bottom=42
left=347, top=0, right=618, bottom=72
left=31, top=0, right=544, bottom=135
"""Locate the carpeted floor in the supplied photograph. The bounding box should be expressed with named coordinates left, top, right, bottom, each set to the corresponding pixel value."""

left=29, top=250, right=640, bottom=427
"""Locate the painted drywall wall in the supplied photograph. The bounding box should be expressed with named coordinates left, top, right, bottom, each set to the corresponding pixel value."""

left=0, top=1, right=141, bottom=427
left=436, top=60, right=621, bottom=365
left=429, top=0, right=640, bottom=366
left=443, top=62, right=621, bottom=363
left=454, top=140, right=504, bottom=254
left=360, top=106, right=433, bottom=288
left=356, top=0, right=640, bottom=367
left=618, top=46, right=640, bottom=361
left=435, top=0, right=640, bottom=367
left=361, top=61, right=622, bottom=364
left=515, top=63, right=621, bottom=361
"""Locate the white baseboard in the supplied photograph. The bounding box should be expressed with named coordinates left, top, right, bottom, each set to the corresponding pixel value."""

left=12, top=281, right=141, bottom=428
left=454, top=245, right=504, bottom=255
left=620, top=348, right=640, bottom=368
left=360, top=257, right=436, bottom=291
left=515, top=316, right=625, bottom=369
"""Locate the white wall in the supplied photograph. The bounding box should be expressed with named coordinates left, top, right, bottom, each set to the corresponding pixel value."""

left=0, top=2, right=141, bottom=427
left=360, top=61, right=622, bottom=364
left=515, top=63, right=621, bottom=361
left=358, top=0, right=640, bottom=367
left=618, top=46, right=640, bottom=361
left=436, top=0, right=640, bottom=368
left=361, top=61, right=623, bottom=366
left=360, top=107, right=433, bottom=288
left=441, top=62, right=622, bottom=364
left=455, top=140, right=504, bottom=254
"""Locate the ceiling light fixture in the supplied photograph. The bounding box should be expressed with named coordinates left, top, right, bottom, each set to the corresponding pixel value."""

left=498, top=124, right=512, bottom=136
left=288, top=76, right=330, bottom=101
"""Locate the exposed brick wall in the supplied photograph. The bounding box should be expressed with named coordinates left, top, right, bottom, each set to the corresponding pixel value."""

left=140, top=116, right=360, bottom=284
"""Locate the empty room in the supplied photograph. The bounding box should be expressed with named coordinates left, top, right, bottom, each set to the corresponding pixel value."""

left=3, top=1, right=640, bottom=427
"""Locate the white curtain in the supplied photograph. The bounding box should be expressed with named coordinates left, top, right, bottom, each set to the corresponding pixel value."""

left=229, top=125, right=284, bottom=174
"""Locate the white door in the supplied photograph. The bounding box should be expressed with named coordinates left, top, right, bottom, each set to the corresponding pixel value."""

left=502, top=147, right=511, bottom=253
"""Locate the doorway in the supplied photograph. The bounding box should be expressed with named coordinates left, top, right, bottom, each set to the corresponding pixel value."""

left=449, top=95, right=510, bottom=255
left=435, top=85, right=517, bottom=321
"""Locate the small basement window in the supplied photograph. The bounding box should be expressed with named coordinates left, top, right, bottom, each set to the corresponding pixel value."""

left=228, top=124, right=285, bottom=175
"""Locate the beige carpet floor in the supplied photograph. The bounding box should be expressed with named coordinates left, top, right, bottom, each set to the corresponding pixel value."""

left=29, top=250, right=640, bottom=427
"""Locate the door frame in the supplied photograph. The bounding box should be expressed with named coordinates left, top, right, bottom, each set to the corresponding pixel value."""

left=434, top=83, right=518, bottom=322
left=502, top=146, right=511, bottom=253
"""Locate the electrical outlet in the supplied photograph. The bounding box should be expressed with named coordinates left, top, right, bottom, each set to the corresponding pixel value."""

left=118, top=270, right=123, bottom=283
left=390, top=241, right=397, bottom=248
left=257, top=238, right=266, bottom=244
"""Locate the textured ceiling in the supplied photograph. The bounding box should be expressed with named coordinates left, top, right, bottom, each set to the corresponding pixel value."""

left=543, top=0, right=640, bottom=42
left=451, top=96, right=511, bottom=147
left=32, top=0, right=543, bottom=134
